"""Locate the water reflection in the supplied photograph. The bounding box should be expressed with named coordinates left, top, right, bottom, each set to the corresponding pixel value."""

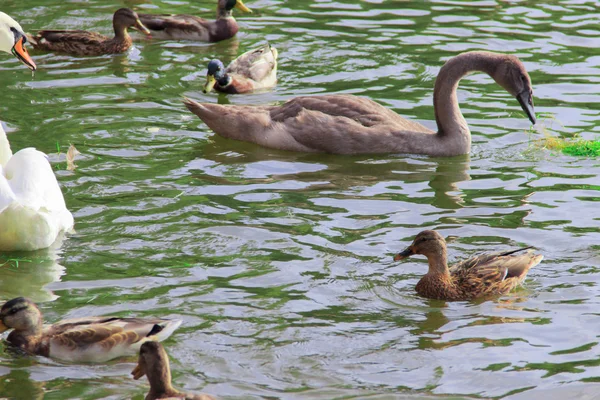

left=0, top=243, right=66, bottom=303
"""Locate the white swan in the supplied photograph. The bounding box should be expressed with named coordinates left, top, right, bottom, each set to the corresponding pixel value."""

left=0, top=13, right=73, bottom=251
left=0, top=12, right=36, bottom=71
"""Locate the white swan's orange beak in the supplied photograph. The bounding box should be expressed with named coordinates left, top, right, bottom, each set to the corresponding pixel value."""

left=12, top=36, right=36, bottom=71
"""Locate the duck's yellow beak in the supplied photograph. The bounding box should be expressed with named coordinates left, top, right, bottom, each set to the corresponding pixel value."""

left=11, top=36, right=36, bottom=71
left=203, top=75, right=217, bottom=94
left=235, top=0, right=252, bottom=13
left=133, top=19, right=152, bottom=36
left=0, top=320, right=8, bottom=333
left=131, top=362, right=146, bottom=380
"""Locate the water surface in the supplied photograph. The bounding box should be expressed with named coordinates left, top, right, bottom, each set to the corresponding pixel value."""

left=0, top=0, right=599, bottom=399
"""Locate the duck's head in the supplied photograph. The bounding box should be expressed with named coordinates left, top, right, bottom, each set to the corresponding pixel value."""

left=113, top=8, right=151, bottom=36
left=394, top=230, right=446, bottom=261
left=203, top=59, right=229, bottom=93
left=132, top=340, right=172, bottom=387
left=0, top=297, right=43, bottom=333
left=219, top=0, right=252, bottom=17
left=492, top=55, right=536, bottom=125
left=0, top=12, right=36, bottom=71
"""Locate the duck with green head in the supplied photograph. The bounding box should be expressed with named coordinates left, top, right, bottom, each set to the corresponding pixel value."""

left=138, top=0, right=252, bottom=42
left=203, top=43, right=278, bottom=94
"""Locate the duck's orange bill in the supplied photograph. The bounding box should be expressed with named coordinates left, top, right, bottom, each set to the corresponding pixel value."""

left=0, top=320, right=8, bottom=333
left=12, top=36, right=36, bottom=71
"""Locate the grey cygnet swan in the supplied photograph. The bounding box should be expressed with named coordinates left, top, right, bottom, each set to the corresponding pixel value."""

left=184, top=51, right=536, bottom=156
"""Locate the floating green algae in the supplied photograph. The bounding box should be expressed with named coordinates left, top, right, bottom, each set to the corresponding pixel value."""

left=530, top=116, right=600, bottom=157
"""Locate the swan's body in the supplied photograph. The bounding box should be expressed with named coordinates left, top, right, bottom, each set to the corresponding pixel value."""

left=0, top=124, right=73, bottom=251
left=184, top=51, right=536, bottom=156
left=0, top=14, right=71, bottom=250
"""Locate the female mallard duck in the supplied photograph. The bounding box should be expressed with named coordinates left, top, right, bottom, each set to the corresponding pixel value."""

left=132, top=341, right=216, bottom=400
left=394, top=230, right=543, bottom=301
left=0, top=12, right=36, bottom=70
left=0, top=298, right=182, bottom=362
left=203, top=43, right=278, bottom=94
left=138, top=0, right=251, bottom=42
left=184, top=51, right=536, bottom=156
left=27, top=8, right=150, bottom=56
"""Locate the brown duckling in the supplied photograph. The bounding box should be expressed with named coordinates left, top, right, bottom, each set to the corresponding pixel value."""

left=27, top=8, right=151, bottom=56
left=203, top=43, right=278, bottom=94
left=0, top=297, right=182, bottom=362
left=138, top=0, right=251, bottom=42
left=132, top=341, right=216, bottom=400
left=394, top=230, right=543, bottom=301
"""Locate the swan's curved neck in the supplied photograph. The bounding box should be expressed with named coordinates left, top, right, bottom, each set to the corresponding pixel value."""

left=433, top=52, right=501, bottom=150
left=0, top=123, right=13, bottom=167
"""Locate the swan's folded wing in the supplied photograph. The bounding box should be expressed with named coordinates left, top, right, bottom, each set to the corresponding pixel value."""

left=0, top=167, right=17, bottom=214
left=4, top=148, right=69, bottom=214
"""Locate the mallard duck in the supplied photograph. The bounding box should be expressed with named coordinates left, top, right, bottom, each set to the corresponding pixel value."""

left=184, top=51, right=536, bottom=156
left=0, top=12, right=36, bottom=70
left=394, top=230, right=543, bottom=301
left=203, top=43, right=277, bottom=94
left=0, top=298, right=182, bottom=362
left=132, top=341, right=216, bottom=400
left=27, top=8, right=150, bottom=56
left=138, top=0, right=251, bottom=42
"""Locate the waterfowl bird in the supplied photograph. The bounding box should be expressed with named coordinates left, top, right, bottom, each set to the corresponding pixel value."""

left=133, top=341, right=216, bottom=400
left=138, top=0, right=252, bottom=42
left=0, top=12, right=36, bottom=70
left=0, top=24, right=72, bottom=251
left=0, top=297, right=182, bottom=362
left=203, top=43, right=278, bottom=94
left=394, top=230, right=543, bottom=301
left=184, top=51, right=536, bottom=156
left=27, top=8, right=151, bottom=56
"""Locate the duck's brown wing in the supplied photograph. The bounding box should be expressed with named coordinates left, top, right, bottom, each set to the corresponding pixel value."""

left=137, top=14, right=211, bottom=40
left=451, top=248, right=543, bottom=295
left=227, top=43, right=277, bottom=82
left=29, top=30, right=107, bottom=46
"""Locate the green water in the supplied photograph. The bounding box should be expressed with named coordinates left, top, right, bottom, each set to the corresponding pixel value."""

left=1, top=0, right=599, bottom=399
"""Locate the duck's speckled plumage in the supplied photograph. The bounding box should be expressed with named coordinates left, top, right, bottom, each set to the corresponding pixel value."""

left=184, top=51, right=536, bottom=156
left=133, top=341, right=216, bottom=400
left=27, top=8, right=150, bottom=56
left=395, top=230, right=543, bottom=301
left=0, top=298, right=181, bottom=362
left=138, top=0, right=252, bottom=42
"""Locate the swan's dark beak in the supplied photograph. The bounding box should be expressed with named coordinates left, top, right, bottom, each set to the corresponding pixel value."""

left=394, top=247, right=414, bottom=261
left=517, top=90, right=536, bottom=125
left=11, top=35, right=36, bottom=71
